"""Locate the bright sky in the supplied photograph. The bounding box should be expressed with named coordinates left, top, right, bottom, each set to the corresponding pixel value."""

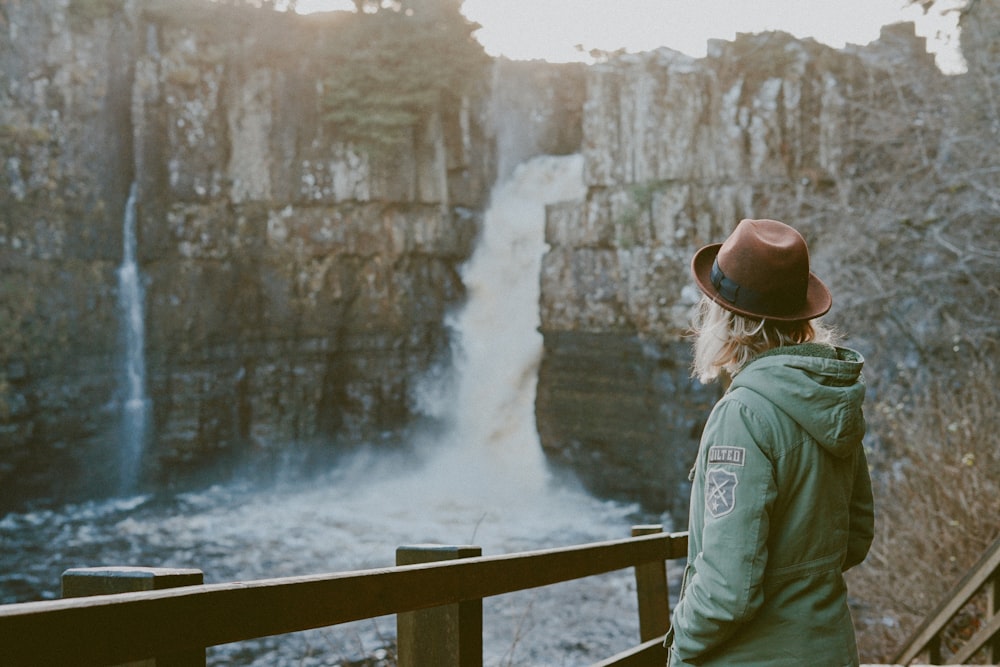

left=295, top=0, right=966, bottom=73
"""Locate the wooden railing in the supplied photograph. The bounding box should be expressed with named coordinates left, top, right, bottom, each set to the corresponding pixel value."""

left=0, top=525, right=688, bottom=666
left=893, top=535, right=1000, bottom=665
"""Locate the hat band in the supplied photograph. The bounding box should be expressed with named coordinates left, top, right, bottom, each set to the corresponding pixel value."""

left=710, top=259, right=781, bottom=317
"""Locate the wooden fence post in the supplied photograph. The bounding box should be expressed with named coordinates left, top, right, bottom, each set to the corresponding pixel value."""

left=927, top=634, right=942, bottom=664
left=632, top=525, right=670, bottom=642
left=396, top=544, right=483, bottom=667
left=988, top=573, right=1000, bottom=663
left=62, top=566, right=205, bottom=667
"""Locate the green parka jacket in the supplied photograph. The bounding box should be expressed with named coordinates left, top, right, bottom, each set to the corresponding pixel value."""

left=667, top=343, right=875, bottom=667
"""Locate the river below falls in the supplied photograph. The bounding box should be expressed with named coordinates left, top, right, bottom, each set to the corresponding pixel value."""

left=0, top=154, right=683, bottom=665
left=0, top=451, right=679, bottom=666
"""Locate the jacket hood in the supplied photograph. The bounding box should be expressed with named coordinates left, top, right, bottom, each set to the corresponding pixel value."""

left=729, top=343, right=866, bottom=457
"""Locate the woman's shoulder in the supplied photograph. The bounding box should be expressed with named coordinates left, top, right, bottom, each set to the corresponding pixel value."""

left=710, top=382, right=811, bottom=460
left=709, top=386, right=783, bottom=440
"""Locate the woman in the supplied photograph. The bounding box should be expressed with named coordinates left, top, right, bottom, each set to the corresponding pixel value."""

left=666, top=218, right=875, bottom=667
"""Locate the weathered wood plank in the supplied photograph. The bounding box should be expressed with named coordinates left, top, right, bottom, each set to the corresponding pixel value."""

left=0, top=532, right=688, bottom=666
left=396, top=545, right=482, bottom=667
left=61, top=567, right=206, bottom=667
left=631, top=525, right=670, bottom=642
left=987, top=573, right=999, bottom=663
left=894, top=536, right=1000, bottom=664
left=62, top=567, right=204, bottom=598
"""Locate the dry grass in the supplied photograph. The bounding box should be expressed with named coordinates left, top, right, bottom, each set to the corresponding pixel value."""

left=848, top=349, right=1000, bottom=663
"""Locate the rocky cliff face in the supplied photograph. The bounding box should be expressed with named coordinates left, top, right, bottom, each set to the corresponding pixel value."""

left=534, top=22, right=975, bottom=518
left=3, top=0, right=995, bottom=518
left=0, top=0, right=587, bottom=509
left=128, top=3, right=491, bottom=488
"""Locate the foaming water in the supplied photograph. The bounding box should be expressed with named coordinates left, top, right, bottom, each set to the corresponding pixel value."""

left=0, top=156, right=670, bottom=665
left=0, top=474, right=650, bottom=665
left=411, top=153, right=588, bottom=505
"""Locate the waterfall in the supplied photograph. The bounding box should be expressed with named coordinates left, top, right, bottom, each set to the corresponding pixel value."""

left=0, top=156, right=651, bottom=665
left=413, top=153, right=586, bottom=500
left=117, top=182, right=150, bottom=493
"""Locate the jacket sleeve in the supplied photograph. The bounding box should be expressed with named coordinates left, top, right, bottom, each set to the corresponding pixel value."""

left=670, top=397, right=777, bottom=663
left=843, top=443, right=874, bottom=571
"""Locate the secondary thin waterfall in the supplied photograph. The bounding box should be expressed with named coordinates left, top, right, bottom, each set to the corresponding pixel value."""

left=117, top=182, right=150, bottom=493
left=415, top=153, right=586, bottom=499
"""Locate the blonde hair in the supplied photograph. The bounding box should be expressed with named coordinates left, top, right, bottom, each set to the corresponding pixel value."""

left=690, top=296, right=837, bottom=384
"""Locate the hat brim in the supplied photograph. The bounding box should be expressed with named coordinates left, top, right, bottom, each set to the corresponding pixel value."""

left=691, top=243, right=832, bottom=322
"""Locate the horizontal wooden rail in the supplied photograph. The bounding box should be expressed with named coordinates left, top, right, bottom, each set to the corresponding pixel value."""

left=894, top=535, right=1000, bottom=665
left=0, top=530, right=687, bottom=666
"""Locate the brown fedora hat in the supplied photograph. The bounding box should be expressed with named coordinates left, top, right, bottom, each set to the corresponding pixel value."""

left=691, top=218, right=832, bottom=322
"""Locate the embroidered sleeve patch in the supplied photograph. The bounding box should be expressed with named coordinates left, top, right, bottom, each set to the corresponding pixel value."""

left=706, top=468, right=739, bottom=518
left=708, top=446, right=746, bottom=466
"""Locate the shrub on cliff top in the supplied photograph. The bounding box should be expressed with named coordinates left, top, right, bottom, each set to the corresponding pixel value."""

left=320, top=0, right=490, bottom=152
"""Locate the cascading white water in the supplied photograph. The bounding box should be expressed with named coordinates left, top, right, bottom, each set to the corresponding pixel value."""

left=116, top=182, right=150, bottom=492
left=1, top=155, right=653, bottom=666
left=408, top=152, right=587, bottom=502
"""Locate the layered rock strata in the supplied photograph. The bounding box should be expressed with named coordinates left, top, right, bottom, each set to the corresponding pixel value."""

left=535, top=26, right=947, bottom=517
left=0, top=1, right=584, bottom=507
